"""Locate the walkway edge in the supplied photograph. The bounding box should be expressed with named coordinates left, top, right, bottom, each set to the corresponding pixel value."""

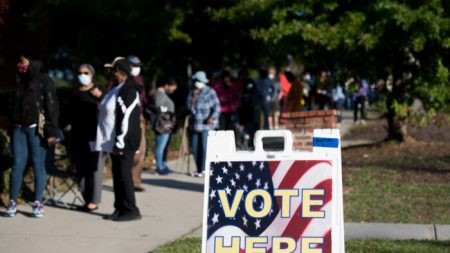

left=186, top=223, right=450, bottom=241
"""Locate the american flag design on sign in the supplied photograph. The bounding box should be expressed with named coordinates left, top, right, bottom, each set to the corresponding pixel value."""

left=206, top=160, right=333, bottom=253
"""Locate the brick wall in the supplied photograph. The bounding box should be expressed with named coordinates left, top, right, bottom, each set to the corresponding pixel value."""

left=281, top=110, right=340, bottom=151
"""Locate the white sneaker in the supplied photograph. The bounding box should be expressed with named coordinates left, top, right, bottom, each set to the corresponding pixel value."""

left=6, top=200, right=17, bottom=217
left=31, top=201, right=44, bottom=218
left=193, top=172, right=204, bottom=178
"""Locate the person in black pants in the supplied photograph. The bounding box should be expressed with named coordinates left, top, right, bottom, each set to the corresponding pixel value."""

left=103, top=59, right=142, bottom=222
left=66, top=63, right=105, bottom=212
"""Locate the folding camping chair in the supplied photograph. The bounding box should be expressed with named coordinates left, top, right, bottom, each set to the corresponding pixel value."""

left=43, top=145, right=84, bottom=209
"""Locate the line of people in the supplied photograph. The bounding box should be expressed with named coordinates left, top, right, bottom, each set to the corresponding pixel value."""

left=4, top=53, right=374, bottom=221
left=5, top=54, right=174, bottom=221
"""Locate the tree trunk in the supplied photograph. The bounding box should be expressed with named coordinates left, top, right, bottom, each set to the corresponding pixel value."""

left=385, top=65, right=408, bottom=142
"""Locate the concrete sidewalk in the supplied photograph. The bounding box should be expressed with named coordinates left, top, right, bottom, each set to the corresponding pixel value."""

left=0, top=172, right=205, bottom=253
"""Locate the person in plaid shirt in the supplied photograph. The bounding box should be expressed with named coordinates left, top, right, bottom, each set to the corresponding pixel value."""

left=187, top=71, right=221, bottom=177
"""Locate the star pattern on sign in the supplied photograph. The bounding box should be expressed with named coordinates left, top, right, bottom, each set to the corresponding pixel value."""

left=255, top=219, right=261, bottom=230
left=207, top=161, right=279, bottom=238
left=212, top=213, right=219, bottom=225
left=242, top=215, right=248, bottom=227
left=225, top=186, right=232, bottom=195
left=255, top=178, right=261, bottom=188
left=210, top=189, right=216, bottom=200
left=222, top=166, right=228, bottom=174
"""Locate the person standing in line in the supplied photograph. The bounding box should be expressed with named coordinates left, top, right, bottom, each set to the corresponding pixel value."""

left=127, top=55, right=147, bottom=192
left=212, top=70, right=240, bottom=131
left=353, top=79, right=369, bottom=124
left=255, top=68, right=272, bottom=130
left=332, top=81, right=346, bottom=123
left=267, top=66, right=281, bottom=130
left=286, top=71, right=304, bottom=112
left=148, top=77, right=177, bottom=175
left=96, top=58, right=142, bottom=221
left=67, top=63, right=104, bottom=212
left=7, top=54, right=59, bottom=218
left=186, top=71, right=220, bottom=177
left=279, top=69, right=292, bottom=123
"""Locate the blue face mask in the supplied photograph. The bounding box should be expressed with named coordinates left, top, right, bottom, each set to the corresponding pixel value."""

left=78, top=74, right=92, bottom=86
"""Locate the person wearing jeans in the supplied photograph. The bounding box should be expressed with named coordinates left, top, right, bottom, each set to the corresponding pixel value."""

left=186, top=71, right=221, bottom=177
left=7, top=54, right=59, bottom=218
left=148, top=77, right=177, bottom=175
left=10, top=127, right=47, bottom=206
left=190, top=130, right=209, bottom=174
left=155, top=132, right=170, bottom=172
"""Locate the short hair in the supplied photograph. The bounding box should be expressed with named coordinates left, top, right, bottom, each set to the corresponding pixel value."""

left=79, top=63, right=95, bottom=75
left=156, top=76, right=177, bottom=87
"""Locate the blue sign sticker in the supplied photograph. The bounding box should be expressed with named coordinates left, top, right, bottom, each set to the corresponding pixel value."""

left=313, top=137, right=339, bottom=148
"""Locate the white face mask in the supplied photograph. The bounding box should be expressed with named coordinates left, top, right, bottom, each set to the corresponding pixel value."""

left=304, top=74, right=311, bottom=81
left=131, top=67, right=141, bottom=77
left=195, top=81, right=206, bottom=89
left=78, top=74, right=92, bottom=86
left=269, top=74, right=275, bottom=79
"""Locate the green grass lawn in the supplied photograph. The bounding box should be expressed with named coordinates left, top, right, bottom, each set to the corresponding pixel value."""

left=150, top=237, right=450, bottom=253
left=343, top=166, right=450, bottom=224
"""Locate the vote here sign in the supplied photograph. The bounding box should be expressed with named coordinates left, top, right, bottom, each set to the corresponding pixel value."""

left=202, top=130, right=344, bottom=253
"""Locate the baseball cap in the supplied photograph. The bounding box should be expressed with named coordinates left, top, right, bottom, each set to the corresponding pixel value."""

left=127, top=55, right=142, bottom=66
left=104, top=56, right=125, bottom=68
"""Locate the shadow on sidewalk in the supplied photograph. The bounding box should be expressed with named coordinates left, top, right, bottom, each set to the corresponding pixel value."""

left=142, top=179, right=204, bottom=193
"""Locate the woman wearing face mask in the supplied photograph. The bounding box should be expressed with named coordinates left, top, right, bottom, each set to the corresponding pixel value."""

left=186, top=71, right=220, bottom=177
left=67, top=64, right=104, bottom=211
left=148, top=77, right=177, bottom=175
left=7, top=54, right=59, bottom=218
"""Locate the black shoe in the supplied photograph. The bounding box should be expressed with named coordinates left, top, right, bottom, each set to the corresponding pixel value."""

left=103, top=210, right=120, bottom=220
left=113, top=212, right=142, bottom=222
left=134, top=186, right=145, bottom=192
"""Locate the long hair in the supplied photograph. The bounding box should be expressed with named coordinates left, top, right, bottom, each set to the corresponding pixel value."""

left=14, top=57, right=44, bottom=124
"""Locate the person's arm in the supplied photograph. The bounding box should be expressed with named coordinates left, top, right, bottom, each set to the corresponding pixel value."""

left=115, top=86, right=140, bottom=152
left=208, top=89, right=221, bottom=125
left=42, top=75, right=60, bottom=140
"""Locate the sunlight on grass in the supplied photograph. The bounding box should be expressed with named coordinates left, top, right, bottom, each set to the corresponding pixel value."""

left=150, top=238, right=450, bottom=253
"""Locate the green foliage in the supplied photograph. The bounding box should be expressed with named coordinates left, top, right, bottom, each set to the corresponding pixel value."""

left=209, top=0, right=450, bottom=116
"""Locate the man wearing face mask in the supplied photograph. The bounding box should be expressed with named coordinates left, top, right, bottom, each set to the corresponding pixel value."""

left=127, top=55, right=147, bottom=192
left=186, top=71, right=220, bottom=177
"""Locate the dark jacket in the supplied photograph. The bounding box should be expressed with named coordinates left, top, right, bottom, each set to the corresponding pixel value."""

left=10, top=74, right=59, bottom=138
left=115, top=78, right=142, bottom=152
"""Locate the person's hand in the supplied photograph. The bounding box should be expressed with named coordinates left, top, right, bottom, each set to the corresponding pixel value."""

left=207, top=118, right=215, bottom=125
left=113, top=147, right=124, bottom=156
left=47, top=137, right=56, bottom=144
left=91, top=87, right=103, bottom=98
